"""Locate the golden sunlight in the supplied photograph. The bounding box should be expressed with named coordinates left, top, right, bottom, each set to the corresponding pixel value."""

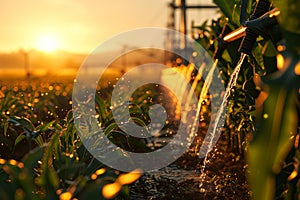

left=116, top=168, right=142, bottom=185
left=36, top=35, right=59, bottom=52
left=102, top=182, right=121, bottom=199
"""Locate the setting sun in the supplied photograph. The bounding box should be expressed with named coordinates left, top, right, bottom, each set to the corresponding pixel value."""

left=36, top=35, right=58, bottom=52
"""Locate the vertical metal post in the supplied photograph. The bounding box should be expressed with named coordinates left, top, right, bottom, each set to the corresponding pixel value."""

left=180, top=0, right=187, bottom=35
left=23, top=51, right=31, bottom=78
left=180, top=0, right=187, bottom=48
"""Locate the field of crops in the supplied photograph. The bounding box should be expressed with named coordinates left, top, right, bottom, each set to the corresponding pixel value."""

left=0, top=72, right=252, bottom=200
left=1, top=0, right=299, bottom=199
left=0, top=76, right=148, bottom=199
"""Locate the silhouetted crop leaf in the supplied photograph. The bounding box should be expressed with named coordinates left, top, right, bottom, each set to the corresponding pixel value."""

left=36, top=120, right=55, bottom=133
left=105, top=122, right=119, bottom=135
left=22, top=146, right=45, bottom=176
left=37, top=133, right=60, bottom=197
left=14, top=134, right=26, bottom=146
left=263, top=40, right=277, bottom=58
left=273, top=0, right=300, bottom=34
left=213, top=0, right=241, bottom=28
left=66, top=110, right=73, bottom=123
left=248, top=52, right=299, bottom=199
left=8, top=116, right=34, bottom=133
left=3, top=121, right=9, bottom=137
left=262, top=41, right=277, bottom=74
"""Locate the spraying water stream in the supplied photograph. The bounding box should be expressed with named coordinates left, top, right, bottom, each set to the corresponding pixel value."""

left=189, top=59, right=219, bottom=140
left=198, top=53, right=247, bottom=191
left=185, top=63, right=206, bottom=112
left=182, top=63, right=206, bottom=123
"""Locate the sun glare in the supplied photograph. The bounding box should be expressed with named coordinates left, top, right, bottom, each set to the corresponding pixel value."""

left=36, top=35, right=58, bottom=52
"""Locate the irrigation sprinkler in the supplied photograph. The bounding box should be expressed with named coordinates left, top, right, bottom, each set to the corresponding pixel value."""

left=213, top=0, right=282, bottom=60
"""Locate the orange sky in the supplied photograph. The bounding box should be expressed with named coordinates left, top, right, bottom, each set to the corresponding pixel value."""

left=0, top=0, right=217, bottom=54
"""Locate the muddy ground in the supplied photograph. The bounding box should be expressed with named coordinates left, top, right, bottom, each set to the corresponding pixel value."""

left=130, top=137, right=250, bottom=200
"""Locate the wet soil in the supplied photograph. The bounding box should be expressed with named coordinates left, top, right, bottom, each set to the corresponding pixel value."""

left=130, top=137, right=250, bottom=200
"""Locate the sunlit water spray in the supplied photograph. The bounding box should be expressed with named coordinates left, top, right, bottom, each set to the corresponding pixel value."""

left=184, top=62, right=206, bottom=118
left=198, top=53, right=247, bottom=191
left=188, top=59, right=219, bottom=144
left=173, top=64, right=198, bottom=122
left=177, top=64, right=194, bottom=100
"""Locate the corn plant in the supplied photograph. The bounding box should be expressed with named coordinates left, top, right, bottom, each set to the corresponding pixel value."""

left=193, top=0, right=300, bottom=199
left=0, top=81, right=143, bottom=199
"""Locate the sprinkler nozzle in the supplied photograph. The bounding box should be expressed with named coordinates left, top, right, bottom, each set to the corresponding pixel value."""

left=238, top=28, right=259, bottom=55
left=245, top=8, right=282, bottom=45
left=238, top=0, right=271, bottom=55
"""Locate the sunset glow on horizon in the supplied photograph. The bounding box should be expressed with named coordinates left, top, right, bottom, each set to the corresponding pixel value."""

left=36, top=35, right=59, bottom=52
left=0, top=0, right=216, bottom=54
